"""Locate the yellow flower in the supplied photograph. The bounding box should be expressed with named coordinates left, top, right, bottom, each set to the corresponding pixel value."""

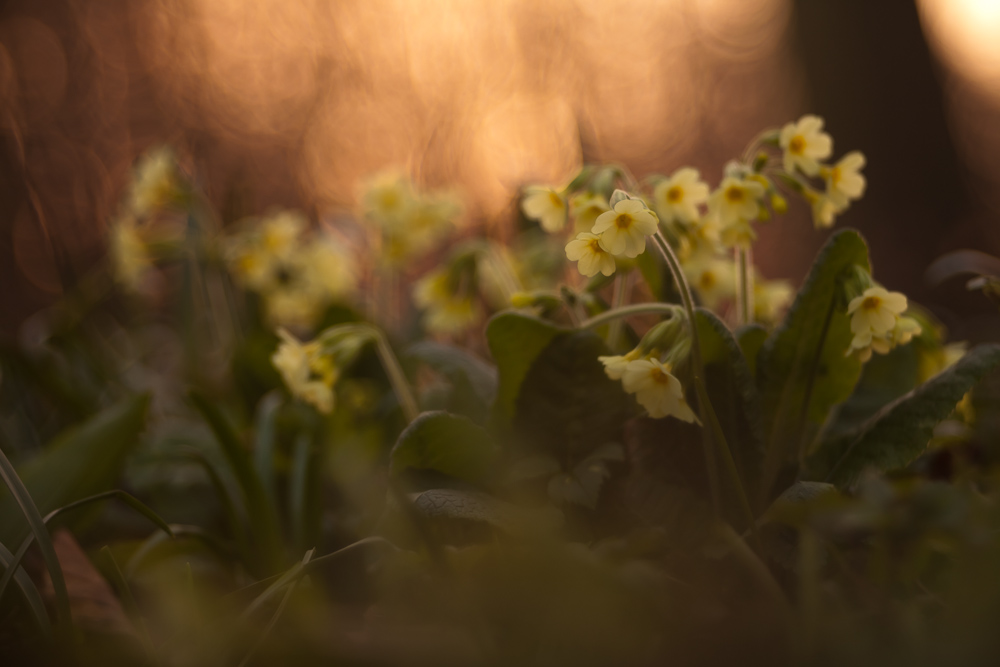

left=413, top=269, right=478, bottom=335
left=621, top=359, right=698, bottom=422
left=272, top=329, right=337, bottom=413
left=361, top=172, right=414, bottom=228
left=110, top=218, right=152, bottom=291
left=598, top=348, right=643, bottom=381
left=753, top=276, right=794, bottom=323
left=683, top=254, right=736, bottom=310
left=569, top=192, right=610, bottom=233
left=848, top=286, right=908, bottom=337
left=128, top=148, right=182, bottom=219
left=592, top=199, right=658, bottom=258
left=779, top=115, right=833, bottom=176
left=565, top=232, right=616, bottom=277
left=522, top=186, right=568, bottom=233
left=823, top=151, right=866, bottom=209
left=805, top=189, right=842, bottom=229
left=720, top=219, right=758, bottom=250
left=653, top=167, right=709, bottom=225
left=709, top=177, right=765, bottom=226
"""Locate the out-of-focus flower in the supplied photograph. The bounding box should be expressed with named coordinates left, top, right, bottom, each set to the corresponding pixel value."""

left=683, top=254, right=736, bottom=310
left=110, top=218, right=153, bottom=291
left=779, top=115, right=833, bottom=176
left=822, top=151, right=867, bottom=210
left=128, top=148, right=184, bottom=219
left=413, top=269, right=478, bottom=335
left=272, top=329, right=337, bottom=413
left=754, top=275, right=794, bottom=323
left=805, top=189, right=842, bottom=229
left=565, top=232, right=616, bottom=277
left=621, top=358, right=698, bottom=422
left=522, top=186, right=568, bottom=233
left=570, top=192, right=610, bottom=233
left=653, top=168, right=709, bottom=225
left=592, top=199, right=658, bottom=258
left=720, top=219, right=758, bottom=250
left=361, top=172, right=414, bottom=228
left=709, top=177, right=765, bottom=227
left=227, top=211, right=357, bottom=330
left=846, top=287, right=912, bottom=361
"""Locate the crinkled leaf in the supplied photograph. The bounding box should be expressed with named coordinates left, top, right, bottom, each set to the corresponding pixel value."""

left=514, top=330, right=631, bottom=461
left=0, top=395, right=150, bottom=547
left=390, top=411, right=499, bottom=486
left=486, top=312, right=567, bottom=425
left=808, top=343, right=1000, bottom=488
left=696, top=309, right=765, bottom=501
left=757, top=230, right=870, bottom=499
left=407, top=341, right=497, bottom=424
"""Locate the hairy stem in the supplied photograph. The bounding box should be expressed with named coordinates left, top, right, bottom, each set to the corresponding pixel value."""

left=736, top=246, right=754, bottom=326
left=579, top=303, right=681, bottom=330
left=371, top=329, right=420, bottom=423
left=608, top=274, right=629, bottom=350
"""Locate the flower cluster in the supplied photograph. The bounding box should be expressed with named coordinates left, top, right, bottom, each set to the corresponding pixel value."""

left=564, top=194, right=658, bottom=277
left=227, top=211, right=356, bottom=330
left=413, top=266, right=479, bottom=335
left=272, top=329, right=339, bottom=413
left=845, top=283, right=921, bottom=362
left=360, top=171, right=462, bottom=264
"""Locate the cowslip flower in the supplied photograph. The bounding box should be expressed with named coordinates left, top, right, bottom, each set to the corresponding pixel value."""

left=361, top=172, right=414, bottom=228
left=683, top=254, right=736, bottom=310
left=805, top=190, right=842, bottom=229
left=779, top=115, right=833, bottom=176
left=709, top=177, right=765, bottom=226
left=592, top=199, right=658, bottom=258
left=110, top=218, right=152, bottom=291
left=621, top=358, right=698, bottom=422
left=570, top=192, right=610, bottom=233
left=754, top=276, right=794, bottom=323
left=823, top=151, right=866, bottom=209
left=522, top=186, right=567, bottom=233
left=413, top=269, right=478, bottom=335
left=598, top=348, right=643, bottom=381
left=846, top=287, right=910, bottom=360
left=128, top=148, right=183, bottom=219
left=565, top=232, right=616, bottom=277
left=720, top=218, right=758, bottom=250
left=653, top=167, right=709, bottom=225
left=272, top=329, right=337, bottom=413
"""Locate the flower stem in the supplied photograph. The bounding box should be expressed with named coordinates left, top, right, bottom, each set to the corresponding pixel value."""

left=579, top=303, right=681, bottom=330
left=608, top=274, right=629, bottom=349
left=370, top=329, right=420, bottom=423
left=736, top=246, right=754, bottom=326
left=651, top=231, right=763, bottom=552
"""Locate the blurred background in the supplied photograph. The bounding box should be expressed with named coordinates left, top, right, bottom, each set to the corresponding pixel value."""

left=1, top=0, right=998, bottom=341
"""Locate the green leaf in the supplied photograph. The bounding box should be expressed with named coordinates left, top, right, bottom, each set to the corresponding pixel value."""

left=736, top=324, right=767, bottom=380
left=636, top=251, right=666, bottom=302
left=808, top=343, right=1000, bottom=488
left=547, top=443, right=624, bottom=509
left=514, top=330, right=631, bottom=461
left=0, top=394, right=150, bottom=548
left=0, top=539, right=51, bottom=637
left=390, top=411, right=499, bottom=486
left=407, top=341, right=497, bottom=424
left=756, top=230, right=870, bottom=501
left=696, top=309, right=765, bottom=502
left=486, top=312, right=566, bottom=424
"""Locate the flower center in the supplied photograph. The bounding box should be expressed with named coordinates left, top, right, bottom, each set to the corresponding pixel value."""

left=666, top=186, right=683, bottom=203
left=700, top=272, right=716, bottom=289
left=830, top=166, right=842, bottom=186
left=588, top=239, right=603, bottom=254
left=380, top=191, right=400, bottom=211
left=789, top=135, right=806, bottom=155
left=650, top=366, right=671, bottom=384
left=725, top=186, right=744, bottom=203
left=614, top=213, right=633, bottom=229
left=548, top=191, right=564, bottom=209
left=861, top=295, right=882, bottom=311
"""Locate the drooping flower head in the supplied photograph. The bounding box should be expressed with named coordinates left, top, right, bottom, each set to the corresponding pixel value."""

left=621, top=358, right=699, bottom=422
left=845, top=286, right=915, bottom=361
left=413, top=267, right=478, bottom=335
left=823, top=151, right=867, bottom=209
left=272, top=329, right=337, bottom=414
left=522, top=186, right=568, bottom=233
left=128, top=148, right=185, bottom=219
left=591, top=198, right=658, bottom=258
left=779, top=114, right=833, bottom=177
left=570, top=192, right=611, bottom=233
left=565, top=232, right=616, bottom=277
left=709, top=176, right=765, bottom=227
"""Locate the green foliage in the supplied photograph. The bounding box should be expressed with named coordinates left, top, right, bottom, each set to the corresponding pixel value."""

left=547, top=443, right=624, bottom=509
left=696, top=309, right=765, bottom=501
left=736, top=323, right=767, bottom=380
left=389, top=411, right=499, bottom=487
left=406, top=341, right=497, bottom=424
left=757, top=230, right=870, bottom=501
left=0, top=394, right=150, bottom=547
left=486, top=312, right=566, bottom=425
left=809, top=344, right=1000, bottom=487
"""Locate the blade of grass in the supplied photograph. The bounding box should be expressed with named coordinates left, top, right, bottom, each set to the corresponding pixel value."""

left=189, top=391, right=282, bottom=571
left=253, top=391, right=282, bottom=507
left=288, top=434, right=312, bottom=553
left=99, top=546, right=156, bottom=662
left=0, top=539, right=52, bottom=638
left=0, top=444, right=71, bottom=633
left=237, top=548, right=314, bottom=667
left=125, top=524, right=238, bottom=578
left=169, top=450, right=250, bottom=560
left=0, top=490, right=173, bottom=605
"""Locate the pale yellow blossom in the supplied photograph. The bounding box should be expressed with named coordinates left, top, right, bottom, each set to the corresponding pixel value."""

left=709, top=177, right=765, bottom=227
left=823, top=151, right=866, bottom=209
left=683, top=254, right=736, bottom=310
left=653, top=167, right=709, bottom=225
left=128, top=148, right=182, bottom=218
left=413, top=269, right=478, bottom=335
left=848, top=287, right=908, bottom=337
left=272, top=329, right=337, bottom=413
left=598, top=348, right=643, bottom=381
left=806, top=190, right=842, bottom=229
left=753, top=276, right=794, bottom=323
left=570, top=192, right=610, bottom=233
left=621, top=359, right=698, bottom=422
left=779, top=115, right=833, bottom=176
left=361, top=172, right=414, bottom=228
left=110, top=218, right=152, bottom=291
left=522, top=186, right=567, bottom=233
left=720, top=219, right=758, bottom=250
left=592, top=199, right=658, bottom=258
left=565, top=232, right=616, bottom=277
